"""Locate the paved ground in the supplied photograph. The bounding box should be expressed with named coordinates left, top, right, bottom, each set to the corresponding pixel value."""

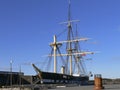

left=48, top=84, right=120, bottom=90
left=104, top=84, right=120, bottom=90
left=48, top=85, right=93, bottom=90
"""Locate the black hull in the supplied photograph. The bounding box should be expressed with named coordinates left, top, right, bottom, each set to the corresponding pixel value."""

left=36, top=71, right=89, bottom=84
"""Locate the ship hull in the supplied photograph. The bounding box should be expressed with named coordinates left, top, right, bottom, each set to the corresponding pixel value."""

left=38, top=71, right=89, bottom=85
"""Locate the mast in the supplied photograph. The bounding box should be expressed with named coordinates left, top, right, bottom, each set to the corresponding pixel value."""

left=49, top=0, right=94, bottom=76
left=50, top=35, right=62, bottom=73
left=53, top=0, right=80, bottom=75
left=67, top=0, right=73, bottom=75
left=53, top=35, right=57, bottom=73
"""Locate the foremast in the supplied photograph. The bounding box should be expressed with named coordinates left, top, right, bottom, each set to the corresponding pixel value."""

left=50, top=35, right=62, bottom=73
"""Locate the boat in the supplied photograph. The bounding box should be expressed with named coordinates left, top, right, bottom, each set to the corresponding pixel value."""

left=32, top=0, right=94, bottom=85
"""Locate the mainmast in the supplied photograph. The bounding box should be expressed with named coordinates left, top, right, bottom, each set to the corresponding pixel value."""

left=67, top=0, right=73, bottom=75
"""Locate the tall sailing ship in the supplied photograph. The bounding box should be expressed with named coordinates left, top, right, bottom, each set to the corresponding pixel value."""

left=32, top=0, right=94, bottom=85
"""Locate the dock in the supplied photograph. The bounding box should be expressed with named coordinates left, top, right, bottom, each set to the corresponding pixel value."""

left=48, top=84, right=120, bottom=90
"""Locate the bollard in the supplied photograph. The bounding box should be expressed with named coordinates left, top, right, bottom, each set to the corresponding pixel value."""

left=94, top=74, right=104, bottom=90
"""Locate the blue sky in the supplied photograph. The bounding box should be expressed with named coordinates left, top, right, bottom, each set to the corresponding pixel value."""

left=0, top=0, right=120, bottom=79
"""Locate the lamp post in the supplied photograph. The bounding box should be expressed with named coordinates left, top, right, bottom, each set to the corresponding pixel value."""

left=10, top=60, right=13, bottom=89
